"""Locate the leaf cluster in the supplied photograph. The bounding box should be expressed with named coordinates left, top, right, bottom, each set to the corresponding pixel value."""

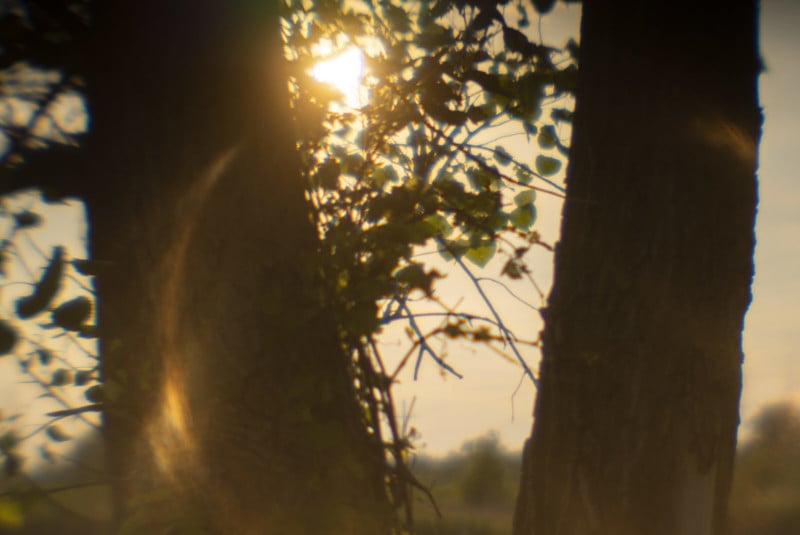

left=285, top=0, right=576, bottom=529
left=0, top=198, right=101, bottom=482
left=287, top=0, right=576, bottom=341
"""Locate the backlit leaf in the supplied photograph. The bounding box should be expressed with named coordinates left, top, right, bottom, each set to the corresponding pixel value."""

left=465, top=241, right=497, bottom=268
left=52, top=296, right=92, bottom=331
left=535, top=155, right=562, bottom=176
left=51, top=368, right=71, bottom=387
left=537, top=125, right=557, bottom=149
left=0, top=321, right=17, bottom=356
left=510, top=203, right=537, bottom=230
left=16, top=246, right=64, bottom=319
left=46, top=425, right=71, bottom=442
left=514, top=190, right=536, bottom=206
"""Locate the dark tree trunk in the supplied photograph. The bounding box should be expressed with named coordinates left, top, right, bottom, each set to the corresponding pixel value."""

left=514, top=3, right=760, bottom=535
left=79, top=2, right=391, bottom=532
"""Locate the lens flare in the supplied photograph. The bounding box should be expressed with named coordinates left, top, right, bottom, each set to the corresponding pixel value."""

left=311, top=46, right=365, bottom=107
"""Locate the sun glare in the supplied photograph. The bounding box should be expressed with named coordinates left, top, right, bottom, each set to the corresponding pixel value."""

left=311, top=46, right=366, bottom=107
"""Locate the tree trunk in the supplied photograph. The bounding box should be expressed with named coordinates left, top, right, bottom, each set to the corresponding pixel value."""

left=514, top=3, right=760, bottom=535
left=82, top=2, right=392, bottom=532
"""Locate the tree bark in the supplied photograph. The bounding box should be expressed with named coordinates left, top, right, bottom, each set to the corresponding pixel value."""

left=81, top=2, right=392, bottom=532
left=514, top=3, right=760, bottom=535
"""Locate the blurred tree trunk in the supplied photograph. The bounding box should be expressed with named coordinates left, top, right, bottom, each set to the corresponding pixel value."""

left=514, top=3, right=760, bottom=535
left=80, top=1, right=391, bottom=532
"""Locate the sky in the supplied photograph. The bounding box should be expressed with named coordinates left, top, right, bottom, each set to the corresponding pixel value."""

left=1, top=1, right=798, bottom=463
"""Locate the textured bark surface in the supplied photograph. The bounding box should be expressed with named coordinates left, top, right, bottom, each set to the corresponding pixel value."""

left=514, top=3, right=760, bottom=535
left=81, top=2, right=392, bottom=532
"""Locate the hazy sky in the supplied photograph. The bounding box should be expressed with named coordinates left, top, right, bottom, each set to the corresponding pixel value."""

left=1, top=1, right=797, bottom=461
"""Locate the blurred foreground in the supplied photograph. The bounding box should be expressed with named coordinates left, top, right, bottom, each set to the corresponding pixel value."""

left=1, top=402, right=798, bottom=534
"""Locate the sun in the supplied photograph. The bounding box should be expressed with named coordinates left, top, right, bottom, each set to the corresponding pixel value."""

left=311, top=46, right=366, bottom=108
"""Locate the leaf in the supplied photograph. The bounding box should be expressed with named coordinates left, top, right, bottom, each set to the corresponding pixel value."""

left=465, top=241, right=497, bottom=268
left=0, top=321, right=17, bottom=356
left=467, top=167, right=498, bottom=190
left=13, top=210, right=42, bottom=229
left=467, top=103, right=495, bottom=123
left=537, top=125, right=557, bottom=149
left=532, top=0, right=557, bottom=14
left=15, top=246, right=64, bottom=319
left=551, top=107, right=574, bottom=123
left=416, top=23, right=451, bottom=49
left=494, top=146, right=512, bottom=166
left=509, top=203, right=537, bottom=231
left=395, top=264, right=435, bottom=296
left=52, top=296, right=92, bottom=331
left=421, top=214, right=453, bottom=238
left=51, top=368, right=71, bottom=387
left=36, top=349, right=52, bottom=366
left=370, top=165, right=398, bottom=187
left=84, top=384, right=106, bottom=403
left=502, top=259, right=524, bottom=279
left=514, top=190, right=537, bottom=206
left=45, top=425, right=71, bottom=442
left=515, top=168, right=533, bottom=185
left=74, top=370, right=92, bottom=386
left=523, top=121, right=538, bottom=136
left=385, top=4, right=410, bottom=33
left=535, top=155, right=562, bottom=176
left=503, top=26, right=532, bottom=56
left=72, top=258, right=107, bottom=276
left=466, top=70, right=511, bottom=97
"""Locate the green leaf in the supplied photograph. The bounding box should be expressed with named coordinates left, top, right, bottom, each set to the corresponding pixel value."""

left=494, top=146, right=512, bottom=166
left=51, top=368, right=71, bottom=387
left=514, top=190, right=537, bottom=206
left=45, top=425, right=71, bottom=442
left=502, top=259, right=524, bottom=279
left=535, top=155, right=562, bottom=176
left=0, top=321, right=17, bottom=356
left=537, top=125, right=557, bottom=149
left=395, top=264, right=438, bottom=296
left=515, top=168, right=533, bottom=185
left=16, top=246, right=64, bottom=319
left=467, top=103, right=494, bottom=123
left=421, top=214, right=453, bottom=238
left=52, top=296, right=92, bottom=331
left=509, top=203, right=537, bottom=231
left=370, top=165, right=398, bottom=187
left=465, top=241, right=497, bottom=268
left=466, top=167, right=498, bottom=190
